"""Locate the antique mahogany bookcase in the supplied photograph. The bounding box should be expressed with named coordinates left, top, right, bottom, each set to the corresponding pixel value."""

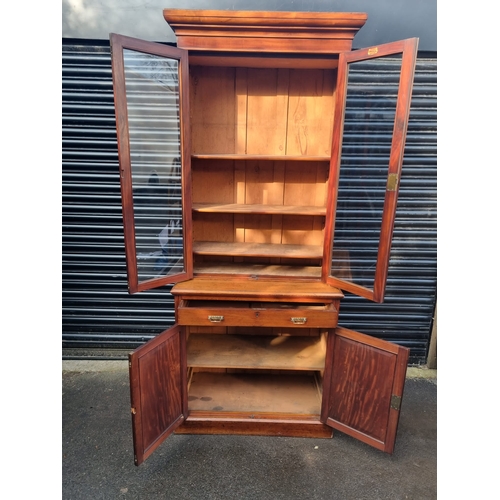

left=110, top=9, right=418, bottom=465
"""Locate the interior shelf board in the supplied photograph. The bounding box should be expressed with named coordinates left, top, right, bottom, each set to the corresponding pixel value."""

left=192, top=154, right=330, bottom=162
left=188, top=372, right=322, bottom=414
left=193, top=263, right=322, bottom=278
left=193, top=203, right=326, bottom=216
left=187, top=334, right=326, bottom=370
left=193, top=241, right=323, bottom=259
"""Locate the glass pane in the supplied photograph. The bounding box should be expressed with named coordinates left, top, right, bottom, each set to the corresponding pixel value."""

left=331, top=55, right=402, bottom=289
left=123, top=49, right=184, bottom=282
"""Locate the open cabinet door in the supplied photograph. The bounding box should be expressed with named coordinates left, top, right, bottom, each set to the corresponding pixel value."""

left=110, top=34, right=193, bottom=293
left=129, top=325, right=187, bottom=465
left=323, top=38, right=418, bottom=302
left=321, top=327, right=409, bottom=454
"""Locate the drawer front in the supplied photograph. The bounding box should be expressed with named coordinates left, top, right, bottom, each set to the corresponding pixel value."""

left=178, top=301, right=339, bottom=328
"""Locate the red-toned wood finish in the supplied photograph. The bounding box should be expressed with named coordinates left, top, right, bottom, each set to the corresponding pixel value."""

left=321, top=327, right=409, bottom=454
left=163, top=10, right=367, bottom=54
left=110, top=34, right=193, bottom=293
left=323, top=38, right=418, bottom=302
left=129, top=325, right=187, bottom=465
left=110, top=10, right=417, bottom=465
left=177, top=300, right=338, bottom=328
left=176, top=412, right=333, bottom=438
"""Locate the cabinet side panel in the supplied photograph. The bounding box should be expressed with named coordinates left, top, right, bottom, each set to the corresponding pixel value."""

left=286, top=69, right=335, bottom=156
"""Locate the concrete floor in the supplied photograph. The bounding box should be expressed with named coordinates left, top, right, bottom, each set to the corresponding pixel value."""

left=62, top=361, right=437, bottom=500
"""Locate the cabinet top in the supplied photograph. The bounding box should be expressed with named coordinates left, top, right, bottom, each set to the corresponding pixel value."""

left=163, top=9, right=368, bottom=54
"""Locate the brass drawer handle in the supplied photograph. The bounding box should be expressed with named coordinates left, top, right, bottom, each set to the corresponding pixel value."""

left=291, top=317, right=307, bottom=325
left=208, top=315, right=224, bottom=323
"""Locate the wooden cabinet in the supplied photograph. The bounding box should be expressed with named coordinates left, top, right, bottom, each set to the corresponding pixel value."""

left=110, top=9, right=418, bottom=465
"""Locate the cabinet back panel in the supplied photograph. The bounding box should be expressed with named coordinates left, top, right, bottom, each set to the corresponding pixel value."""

left=191, top=160, right=235, bottom=203
left=243, top=160, right=285, bottom=205
left=246, top=68, right=290, bottom=155
left=193, top=213, right=234, bottom=242
left=286, top=69, right=335, bottom=156
left=187, top=326, right=322, bottom=337
left=190, top=66, right=237, bottom=154
left=192, top=160, right=327, bottom=248
left=190, top=67, right=336, bottom=156
left=242, top=214, right=283, bottom=244
left=281, top=215, right=324, bottom=246
left=283, top=161, right=329, bottom=207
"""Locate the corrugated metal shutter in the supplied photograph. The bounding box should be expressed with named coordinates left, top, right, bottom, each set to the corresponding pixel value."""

left=332, top=54, right=437, bottom=363
left=62, top=39, right=436, bottom=364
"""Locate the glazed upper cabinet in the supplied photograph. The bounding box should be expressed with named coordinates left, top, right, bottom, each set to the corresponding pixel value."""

left=110, top=10, right=418, bottom=466
left=111, top=10, right=418, bottom=302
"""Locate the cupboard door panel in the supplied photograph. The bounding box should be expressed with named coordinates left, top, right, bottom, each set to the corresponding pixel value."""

left=322, top=326, right=409, bottom=454
left=129, top=325, right=187, bottom=465
left=110, top=34, right=193, bottom=293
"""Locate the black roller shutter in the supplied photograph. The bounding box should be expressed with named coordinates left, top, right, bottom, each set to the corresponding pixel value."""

left=62, top=39, right=437, bottom=364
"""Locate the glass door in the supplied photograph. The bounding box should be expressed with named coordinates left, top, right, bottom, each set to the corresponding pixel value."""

left=323, top=38, right=418, bottom=302
left=110, top=34, right=193, bottom=293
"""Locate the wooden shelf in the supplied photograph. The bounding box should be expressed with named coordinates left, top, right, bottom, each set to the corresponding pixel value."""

left=193, top=241, right=323, bottom=259
left=192, top=154, right=330, bottom=161
left=187, top=334, right=326, bottom=370
left=193, top=263, right=322, bottom=278
left=188, top=372, right=322, bottom=414
left=193, top=203, right=326, bottom=216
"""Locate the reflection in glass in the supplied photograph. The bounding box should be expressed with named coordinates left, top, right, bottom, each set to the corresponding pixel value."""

left=123, top=49, right=184, bottom=282
left=331, top=56, right=402, bottom=289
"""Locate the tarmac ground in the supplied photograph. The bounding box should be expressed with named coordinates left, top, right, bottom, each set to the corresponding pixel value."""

left=62, top=361, right=437, bottom=500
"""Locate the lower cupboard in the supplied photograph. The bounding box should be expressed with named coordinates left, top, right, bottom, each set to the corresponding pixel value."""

left=128, top=301, right=409, bottom=464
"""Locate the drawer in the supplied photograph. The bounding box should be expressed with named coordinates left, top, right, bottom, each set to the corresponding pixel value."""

left=177, top=300, right=338, bottom=328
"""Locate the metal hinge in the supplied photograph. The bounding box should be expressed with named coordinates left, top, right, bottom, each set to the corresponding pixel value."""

left=390, top=395, right=402, bottom=411
left=386, top=173, right=399, bottom=191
